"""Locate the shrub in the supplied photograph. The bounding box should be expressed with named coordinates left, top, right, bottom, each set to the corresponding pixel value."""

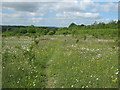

left=47, top=31, right=55, bottom=35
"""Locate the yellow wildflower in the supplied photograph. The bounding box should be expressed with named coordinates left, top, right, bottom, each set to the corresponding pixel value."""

left=112, top=79, right=117, bottom=83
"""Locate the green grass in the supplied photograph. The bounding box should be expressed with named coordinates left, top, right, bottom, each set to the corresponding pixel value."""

left=2, top=35, right=119, bottom=88
left=76, top=29, right=118, bottom=40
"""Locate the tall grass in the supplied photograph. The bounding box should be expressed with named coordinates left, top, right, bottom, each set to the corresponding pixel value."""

left=2, top=35, right=118, bottom=88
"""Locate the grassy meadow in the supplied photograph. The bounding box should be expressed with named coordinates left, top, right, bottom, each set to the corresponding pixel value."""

left=2, top=29, right=119, bottom=88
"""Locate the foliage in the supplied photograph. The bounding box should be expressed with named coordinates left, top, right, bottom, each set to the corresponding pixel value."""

left=19, top=27, right=27, bottom=34
left=27, top=25, right=36, bottom=33
left=47, top=31, right=55, bottom=35
left=2, top=20, right=118, bottom=37
left=55, top=30, right=71, bottom=35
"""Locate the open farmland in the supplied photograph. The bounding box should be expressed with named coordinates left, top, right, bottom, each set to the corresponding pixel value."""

left=2, top=34, right=119, bottom=88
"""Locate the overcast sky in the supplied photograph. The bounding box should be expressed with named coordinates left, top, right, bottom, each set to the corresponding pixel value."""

left=1, top=0, right=119, bottom=27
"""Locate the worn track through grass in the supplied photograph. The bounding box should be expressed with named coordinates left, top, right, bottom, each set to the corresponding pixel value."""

left=45, top=38, right=63, bottom=88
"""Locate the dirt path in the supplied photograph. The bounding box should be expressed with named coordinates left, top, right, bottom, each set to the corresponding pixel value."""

left=45, top=39, right=63, bottom=88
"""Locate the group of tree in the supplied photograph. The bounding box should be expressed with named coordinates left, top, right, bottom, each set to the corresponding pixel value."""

left=2, top=25, right=58, bottom=36
left=2, top=20, right=118, bottom=37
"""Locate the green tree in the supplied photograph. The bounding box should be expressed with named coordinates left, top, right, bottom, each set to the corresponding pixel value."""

left=19, top=28, right=27, bottom=34
left=27, top=25, right=36, bottom=33
left=69, top=23, right=77, bottom=28
left=63, top=30, right=69, bottom=36
left=47, top=31, right=55, bottom=35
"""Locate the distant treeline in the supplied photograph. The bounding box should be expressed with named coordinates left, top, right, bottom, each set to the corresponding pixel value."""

left=1, top=20, right=118, bottom=37
left=1, top=25, right=58, bottom=33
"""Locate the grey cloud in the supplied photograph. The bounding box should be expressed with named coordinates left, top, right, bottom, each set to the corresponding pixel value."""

left=3, top=2, right=40, bottom=12
left=2, top=2, right=84, bottom=13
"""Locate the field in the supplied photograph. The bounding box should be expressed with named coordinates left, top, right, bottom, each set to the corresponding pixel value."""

left=2, top=31, right=119, bottom=88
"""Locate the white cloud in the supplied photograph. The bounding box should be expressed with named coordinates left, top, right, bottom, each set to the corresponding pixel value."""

left=93, top=2, right=118, bottom=12
left=97, top=19, right=111, bottom=23
left=2, top=12, right=44, bottom=25
left=32, top=18, right=43, bottom=23
left=2, top=0, right=118, bottom=26
left=2, top=0, right=119, bottom=2
left=50, top=0, right=94, bottom=12
left=30, top=12, right=44, bottom=17
left=92, top=0, right=119, bottom=2
left=97, top=18, right=118, bottom=23
left=54, top=1, right=117, bottom=13
left=51, top=2, right=84, bottom=12
left=56, top=12, right=101, bottom=19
